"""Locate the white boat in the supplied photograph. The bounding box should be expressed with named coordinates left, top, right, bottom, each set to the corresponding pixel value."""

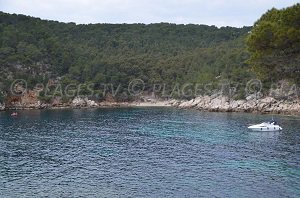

left=248, top=120, right=282, bottom=131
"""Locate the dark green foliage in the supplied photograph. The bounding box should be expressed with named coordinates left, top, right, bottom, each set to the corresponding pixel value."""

left=247, top=3, right=300, bottom=84
left=38, top=90, right=52, bottom=103
left=0, top=91, right=5, bottom=103
left=0, top=11, right=253, bottom=99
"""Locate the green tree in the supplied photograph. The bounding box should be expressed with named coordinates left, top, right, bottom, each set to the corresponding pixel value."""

left=247, top=4, right=300, bottom=84
left=0, top=11, right=253, bottom=99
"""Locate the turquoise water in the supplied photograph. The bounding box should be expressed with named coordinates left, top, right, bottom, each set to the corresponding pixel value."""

left=0, top=108, right=299, bottom=197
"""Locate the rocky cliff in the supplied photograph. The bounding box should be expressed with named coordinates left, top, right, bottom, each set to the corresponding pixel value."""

left=171, top=95, right=300, bottom=115
left=5, top=91, right=40, bottom=109
left=1, top=90, right=299, bottom=115
left=2, top=91, right=99, bottom=110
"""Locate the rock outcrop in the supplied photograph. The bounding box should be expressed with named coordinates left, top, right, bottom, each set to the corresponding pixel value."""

left=4, top=91, right=99, bottom=110
left=173, top=95, right=300, bottom=115
left=0, top=103, right=5, bottom=111
left=71, top=97, right=98, bottom=107
left=2, top=88, right=299, bottom=115
left=6, top=91, right=41, bottom=109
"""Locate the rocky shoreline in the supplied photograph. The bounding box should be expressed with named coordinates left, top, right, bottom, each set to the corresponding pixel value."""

left=170, top=95, right=300, bottom=116
left=0, top=95, right=172, bottom=111
left=1, top=94, right=299, bottom=116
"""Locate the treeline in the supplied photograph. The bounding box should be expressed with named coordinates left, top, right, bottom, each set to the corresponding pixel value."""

left=0, top=11, right=253, bottom=101
left=247, top=3, right=300, bottom=85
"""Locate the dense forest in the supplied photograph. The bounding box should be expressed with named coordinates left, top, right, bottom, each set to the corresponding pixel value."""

left=247, top=3, right=300, bottom=85
left=0, top=3, right=299, bottom=102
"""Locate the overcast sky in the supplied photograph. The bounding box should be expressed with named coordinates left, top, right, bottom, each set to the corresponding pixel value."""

left=0, top=0, right=298, bottom=27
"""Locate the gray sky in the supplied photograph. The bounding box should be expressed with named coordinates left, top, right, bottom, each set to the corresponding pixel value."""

left=0, top=0, right=298, bottom=27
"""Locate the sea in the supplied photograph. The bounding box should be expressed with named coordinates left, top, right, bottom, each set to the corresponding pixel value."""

left=0, top=108, right=299, bottom=197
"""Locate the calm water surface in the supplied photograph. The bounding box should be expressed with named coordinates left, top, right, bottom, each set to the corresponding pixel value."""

left=0, top=108, right=299, bottom=197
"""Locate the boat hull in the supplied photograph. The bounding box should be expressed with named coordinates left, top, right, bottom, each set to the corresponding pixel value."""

left=248, top=123, right=282, bottom=131
left=248, top=127, right=282, bottom=131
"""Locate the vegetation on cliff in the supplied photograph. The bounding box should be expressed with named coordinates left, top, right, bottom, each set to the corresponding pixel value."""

left=0, top=11, right=252, bottom=101
left=0, top=3, right=299, bottom=103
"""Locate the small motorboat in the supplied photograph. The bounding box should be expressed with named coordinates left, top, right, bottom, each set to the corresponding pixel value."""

left=248, top=120, right=282, bottom=131
left=11, top=112, right=18, bottom=116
